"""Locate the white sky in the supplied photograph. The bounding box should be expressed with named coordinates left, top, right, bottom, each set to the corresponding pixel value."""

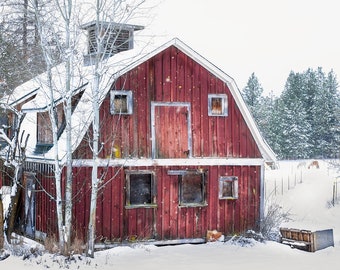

left=145, top=0, right=340, bottom=95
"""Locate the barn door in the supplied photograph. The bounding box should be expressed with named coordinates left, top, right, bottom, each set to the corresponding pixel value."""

left=24, top=172, right=36, bottom=238
left=151, top=102, right=191, bottom=159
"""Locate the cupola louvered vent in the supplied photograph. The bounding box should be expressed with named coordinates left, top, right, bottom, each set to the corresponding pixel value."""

left=81, top=21, right=144, bottom=66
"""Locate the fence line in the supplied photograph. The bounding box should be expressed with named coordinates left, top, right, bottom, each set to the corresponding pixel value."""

left=265, top=160, right=339, bottom=200
left=265, top=170, right=303, bottom=197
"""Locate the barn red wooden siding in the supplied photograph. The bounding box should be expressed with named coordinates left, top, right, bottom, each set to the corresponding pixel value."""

left=24, top=45, right=264, bottom=243
left=73, top=46, right=261, bottom=160
left=68, top=165, right=260, bottom=242
left=25, top=162, right=58, bottom=236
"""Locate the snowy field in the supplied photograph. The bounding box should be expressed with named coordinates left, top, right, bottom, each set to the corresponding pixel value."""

left=1, top=159, right=339, bottom=270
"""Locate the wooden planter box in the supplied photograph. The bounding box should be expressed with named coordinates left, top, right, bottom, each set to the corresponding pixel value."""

left=280, top=227, right=334, bottom=252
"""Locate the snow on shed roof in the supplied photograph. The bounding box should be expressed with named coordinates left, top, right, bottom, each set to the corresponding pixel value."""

left=13, top=37, right=276, bottom=164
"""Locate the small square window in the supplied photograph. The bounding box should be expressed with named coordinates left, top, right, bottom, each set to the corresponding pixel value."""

left=125, top=171, right=156, bottom=208
left=110, top=90, right=133, bottom=115
left=208, top=94, right=228, bottom=116
left=179, top=170, right=207, bottom=207
left=219, top=176, right=238, bottom=199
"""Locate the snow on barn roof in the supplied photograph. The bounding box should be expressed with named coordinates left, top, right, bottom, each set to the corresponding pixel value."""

left=5, top=37, right=276, bottom=164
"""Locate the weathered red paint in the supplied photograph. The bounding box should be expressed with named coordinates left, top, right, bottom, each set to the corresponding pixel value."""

left=64, top=165, right=261, bottom=242
left=1, top=44, right=266, bottom=244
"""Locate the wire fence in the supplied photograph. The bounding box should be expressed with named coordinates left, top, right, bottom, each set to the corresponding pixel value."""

left=264, top=160, right=338, bottom=201
left=264, top=161, right=305, bottom=198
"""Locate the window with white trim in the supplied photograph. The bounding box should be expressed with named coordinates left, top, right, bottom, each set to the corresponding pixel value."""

left=219, top=176, right=238, bottom=199
left=110, top=90, right=133, bottom=115
left=208, top=94, right=228, bottom=116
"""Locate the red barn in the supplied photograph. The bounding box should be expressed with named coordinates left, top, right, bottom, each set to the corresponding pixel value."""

left=0, top=27, right=276, bottom=246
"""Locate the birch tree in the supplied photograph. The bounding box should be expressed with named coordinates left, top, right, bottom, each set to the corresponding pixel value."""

left=34, top=7, right=66, bottom=252
left=55, top=0, right=74, bottom=254
left=29, top=0, right=81, bottom=254
left=85, top=0, right=148, bottom=257
left=2, top=0, right=151, bottom=256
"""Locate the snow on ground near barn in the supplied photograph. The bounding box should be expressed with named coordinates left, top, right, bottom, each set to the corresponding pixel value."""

left=1, top=160, right=339, bottom=270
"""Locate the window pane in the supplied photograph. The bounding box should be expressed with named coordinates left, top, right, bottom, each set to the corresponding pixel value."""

left=114, top=95, right=128, bottom=113
left=181, top=173, right=204, bottom=204
left=221, top=181, right=233, bottom=197
left=211, top=97, right=222, bottom=115
left=208, top=94, right=228, bottom=116
left=219, top=176, right=238, bottom=199
left=130, top=174, right=152, bottom=205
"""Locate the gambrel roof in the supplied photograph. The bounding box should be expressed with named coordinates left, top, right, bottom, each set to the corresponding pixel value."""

left=3, top=38, right=276, bottom=164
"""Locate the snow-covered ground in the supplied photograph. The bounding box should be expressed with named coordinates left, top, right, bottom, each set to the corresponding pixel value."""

left=1, top=159, right=339, bottom=270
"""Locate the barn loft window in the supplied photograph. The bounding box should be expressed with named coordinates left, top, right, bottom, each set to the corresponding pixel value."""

left=125, top=171, right=156, bottom=208
left=110, top=90, right=133, bottom=115
left=218, top=176, right=238, bottom=199
left=208, top=94, right=228, bottom=116
left=168, top=169, right=207, bottom=207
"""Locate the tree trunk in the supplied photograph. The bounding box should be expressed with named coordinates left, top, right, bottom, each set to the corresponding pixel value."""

left=0, top=197, right=4, bottom=249
left=86, top=14, right=101, bottom=258
left=87, top=63, right=100, bottom=258
left=64, top=0, right=73, bottom=253
left=6, top=187, right=21, bottom=241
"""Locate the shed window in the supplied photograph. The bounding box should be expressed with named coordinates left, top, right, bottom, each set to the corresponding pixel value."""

left=110, top=90, right=133, bottom=115
left=208, top=94, right=228, bottom=116
left=125, top=171, right=156, bottom=208
left=179, top=170, right=207, bottom=207
left=219, top=176, right=238, bottom=199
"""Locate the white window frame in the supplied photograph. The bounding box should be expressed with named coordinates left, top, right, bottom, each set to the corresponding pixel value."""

left=218, top=176, right=238, bottom=199
left=208, top=94, right=228, bottom=116
left=110, top=90, right=133, bottom=115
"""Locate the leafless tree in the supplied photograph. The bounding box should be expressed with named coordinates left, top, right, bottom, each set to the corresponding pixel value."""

left=85, top=0, right=148, bottom=258
left=1, top=0, right=151, bottom=256
left=0, top=103, right=29, bottom=245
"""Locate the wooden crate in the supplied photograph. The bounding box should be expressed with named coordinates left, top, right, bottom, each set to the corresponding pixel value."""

left=280, top=227, right=334, bottom=252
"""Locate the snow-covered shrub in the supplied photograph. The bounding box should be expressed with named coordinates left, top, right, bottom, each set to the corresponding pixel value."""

left=261, top=201, right=291, bottom=241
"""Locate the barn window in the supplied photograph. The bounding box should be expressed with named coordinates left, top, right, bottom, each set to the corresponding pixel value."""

left=208, top=94, right=228, bottom=116
left=110, top=90, right=133, bottom=115
left=125, top=171, right=156, bottom=208
left=176, top=170, right=207, bottom=207
left=218, top=176, right=238, bottom=199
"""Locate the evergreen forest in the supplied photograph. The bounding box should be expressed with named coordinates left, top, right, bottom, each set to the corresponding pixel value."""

left=242, top=70, right=340, bottom=160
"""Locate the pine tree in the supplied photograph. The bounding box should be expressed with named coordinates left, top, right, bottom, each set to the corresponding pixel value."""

left=242, top=72, right=266, bottom=133
left=262, top=93, right=285, bottom=158
left=242, top=73, right=263, bottom=111
left=275, top=71, right=313, bottom=159
left=318, top=70, right=340, bottom=158
left=276, top=68, right=340, bottom=159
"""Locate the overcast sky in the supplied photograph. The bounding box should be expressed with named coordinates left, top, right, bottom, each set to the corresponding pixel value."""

left=145, top=0, right=340, bottom=95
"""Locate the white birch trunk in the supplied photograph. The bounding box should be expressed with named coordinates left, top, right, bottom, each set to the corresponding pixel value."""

left=47, top=66, right=65, bottom=252
left=33, top=0, right=65, bottom=250
left=85, top=0, right=147, bottom=256
left=60, top=0, right=74, bottom=253
left=87, top=34, right=101, bottom=258
left=86, top=2, right=103, bottom=255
